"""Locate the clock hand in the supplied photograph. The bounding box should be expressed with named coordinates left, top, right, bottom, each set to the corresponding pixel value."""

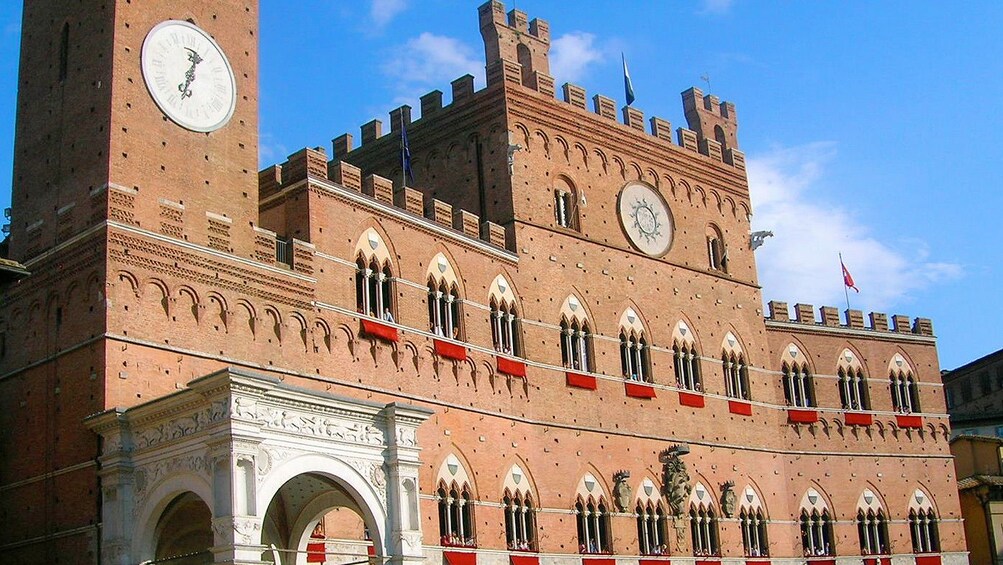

left=177, top=48, right=204, bottom=101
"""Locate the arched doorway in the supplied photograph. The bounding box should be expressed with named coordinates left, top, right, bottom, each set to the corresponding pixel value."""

left=153, top=492, right=213, bottom=565
left=262, top=472, right=382, bottom=565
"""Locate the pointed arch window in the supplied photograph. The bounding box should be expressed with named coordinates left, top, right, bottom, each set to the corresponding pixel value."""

left=689, top=503, right=720, bottom=557
left=857, top=509, right=889, bottom=555
left=740, top=507, right=769, bottom=557
left=706, top=224, right=727, bottom=272
left=356, top=256, right=394, bottom=321
left=561, top=319, right=593, bottom=373
left=672, top=326, right=702, bottom=392
left=620, top=330, right=651, bottom=383
left=891, top=369, right=920, bottom=414
left=838, top=351, right=870, bottom=410
left=437, top=482, right=475, bottom=548
left=910, top=508, right=940, bottom=553
left=800, top=509, right=834, bottom=557
left=428, top=280, right=461, bottom=339
left=575, top=498, right=611, bottom=554
left=504, top=492, right=536, bottom=551
left=783, top=361, right=816, bottom=408
left=723, top=352, right=750, bottom=400
left=636, top=502, right=668, bottom=555
left=554, top=178, right=579, bottom=230
left=491, top=299, right=521, bottom=356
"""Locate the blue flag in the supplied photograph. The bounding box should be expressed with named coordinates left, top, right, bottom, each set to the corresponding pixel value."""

left=401, top=115, right=415, bottom=185
left=622, top=53, right=635, bottom=106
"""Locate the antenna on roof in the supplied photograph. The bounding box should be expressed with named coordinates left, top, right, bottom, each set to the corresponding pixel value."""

left=700, top=73, right=711, bottom=92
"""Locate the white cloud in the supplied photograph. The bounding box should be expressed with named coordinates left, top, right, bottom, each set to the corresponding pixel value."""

left=381, top=33, right=483, bottom=106
left=748, top=143, right=962, bottom=314
left=698, top=0, right=735, bottom=15
left=549, top=32, right=604, bottom=84
left=370, top=0, right=408, bottom=28
left=258, top=132, right=288, bottom=167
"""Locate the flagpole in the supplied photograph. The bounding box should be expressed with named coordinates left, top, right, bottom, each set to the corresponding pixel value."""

left=839, top=253, right=850, bottom=312
left=399, top=110, right=406, bottom=189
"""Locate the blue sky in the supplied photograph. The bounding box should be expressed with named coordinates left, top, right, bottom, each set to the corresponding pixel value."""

left=0, top=1, right=1000, bottom=370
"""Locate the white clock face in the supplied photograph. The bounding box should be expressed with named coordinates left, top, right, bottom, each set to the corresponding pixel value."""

left=141, top=20, right=237, bottom=133
left=617, top=181, right=674, bottom=257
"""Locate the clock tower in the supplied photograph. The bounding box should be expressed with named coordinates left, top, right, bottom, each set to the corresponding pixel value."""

left=8, top=1, right=259, bottom=262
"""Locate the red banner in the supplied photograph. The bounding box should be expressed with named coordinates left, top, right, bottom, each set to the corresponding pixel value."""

left=566, top=372, right=597, bottom=390
left=729, top=400, right=753, bottom=416
left=497, top=356, right=527, bottom=378
left=897, top=414, right=923, bottom=429
left=434, top=339, right=467, bottom=361
left=844, top=412, right=874, bottom=426
left=360, top=319, right=398, bottom=342
left=788, top=409, right=819, bottom=424
left=625, top=382, right=656, bottom=399
left=679, top=391, right=705, bottom=408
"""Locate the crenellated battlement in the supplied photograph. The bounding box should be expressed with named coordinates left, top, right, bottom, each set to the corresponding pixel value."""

left=257, top=146, right=508, bottom=250
left=325, top=72, right=745, bottom=174
left=766, top=300, right=935, bottom=337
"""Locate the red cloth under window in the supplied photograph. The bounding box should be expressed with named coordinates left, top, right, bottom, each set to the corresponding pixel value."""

left=639, top=559, right=672, bottom=565
left=804, top=560, right=835, bottom=565
left=582, top=559, right=615, bottom=565
left=788, top=409, right=819, bottom=424
left=306, top=542, right=326, bottom=563
left=434, top=338, right=467, bottom=361
left=625, top=381, right=656, bottom=399
left=862, top=557, right=892, bottom=565
left=679, top=390, right=705, bottom=408
left=897, top=414, right=923, bottom=429
left=844, top=412, right=874, bottom=426
left=443, top=551, right=477, bottom=565
left=360, top=319, right=398, bottom=342
left=745, top=560, right=771, bottom=565
left=729, top=400, right=753, bottom=415
left=497, top=356, right=527, bottom=378
left=510, top=555, right=539, bottom=565
left=915, top=555, right=942, bottom=565
left=566, top=371, right=597, bottom=390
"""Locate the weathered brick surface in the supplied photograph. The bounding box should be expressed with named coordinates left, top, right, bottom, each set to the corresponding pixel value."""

left=0, top=0, right=963, bottom=562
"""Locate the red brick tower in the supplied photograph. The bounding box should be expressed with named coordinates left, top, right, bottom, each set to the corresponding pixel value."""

left=0, top=1, right=260, bottom=562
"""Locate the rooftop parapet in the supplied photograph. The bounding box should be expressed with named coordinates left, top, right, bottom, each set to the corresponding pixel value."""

left=765, top=300, right=935, bottom=337
left=256, top=150, right=510, bottom=253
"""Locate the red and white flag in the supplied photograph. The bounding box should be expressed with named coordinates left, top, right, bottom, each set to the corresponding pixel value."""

left=841, top=258, right=859, bottom=293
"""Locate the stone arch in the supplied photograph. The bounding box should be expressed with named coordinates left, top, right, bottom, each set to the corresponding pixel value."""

left=290, top=311, right=309, bottom=350
left=233, top=300, right=256, bottom=338
left=132, top=473, right=215, bottom=562
left=500, top=456, right=538, bottom=501
left=558, top=291, right=594, bottom=329
left=780, top=339, right=817, bottom=375
left=693, top=185, right=707, bottom=206
left=264, top=307, right=282, bottom=343
left=434, top=448, right=479, bottom=497
left=257, top=453, right=389, bottom=557
left=352, top=224, right=398, bottom=273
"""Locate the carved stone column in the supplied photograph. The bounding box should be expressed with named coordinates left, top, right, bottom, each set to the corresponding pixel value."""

left=91, top=411, right=136, bottom=565
left=382, top=402, right=433, bottom=565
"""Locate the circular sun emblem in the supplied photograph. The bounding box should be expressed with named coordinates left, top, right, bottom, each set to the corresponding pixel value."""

left=630, top=199, right=661, bottom=242
left=617, top=182, right=673, bottom=256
